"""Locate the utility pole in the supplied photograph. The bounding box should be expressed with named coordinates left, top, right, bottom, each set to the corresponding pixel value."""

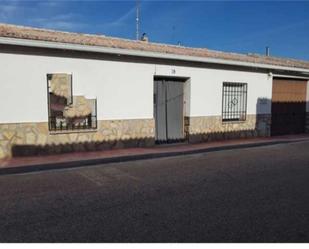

left=136, top=0, right=140, bottom=40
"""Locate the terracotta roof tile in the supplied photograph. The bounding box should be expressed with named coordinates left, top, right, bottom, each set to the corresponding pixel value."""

left=1, top=23, right=309, bottom=70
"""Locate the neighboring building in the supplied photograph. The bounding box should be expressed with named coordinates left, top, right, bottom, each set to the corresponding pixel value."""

left=0, top=23, right=309, bottom=159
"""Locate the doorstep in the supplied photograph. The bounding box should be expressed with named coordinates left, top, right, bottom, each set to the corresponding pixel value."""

left=0, top=134, right=309, bottom=175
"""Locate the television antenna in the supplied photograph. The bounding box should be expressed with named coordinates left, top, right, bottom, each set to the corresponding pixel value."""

left=136, top=0, right=140, bottom=40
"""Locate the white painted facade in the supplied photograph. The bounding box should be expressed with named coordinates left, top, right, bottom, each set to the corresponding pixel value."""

left=0, top=51, right=274, bottom=124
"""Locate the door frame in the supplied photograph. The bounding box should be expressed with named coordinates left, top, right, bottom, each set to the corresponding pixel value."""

left=153, top=76, right=189, bottom=143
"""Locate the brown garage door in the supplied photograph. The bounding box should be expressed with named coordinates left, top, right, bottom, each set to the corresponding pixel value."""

left=271, top=78, right=307, bottom=136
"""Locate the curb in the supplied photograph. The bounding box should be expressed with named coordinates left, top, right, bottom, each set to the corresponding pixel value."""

left=0, top=138, right=308, bottom=175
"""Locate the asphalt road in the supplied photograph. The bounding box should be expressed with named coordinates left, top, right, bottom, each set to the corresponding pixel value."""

left=0, top=140, right=309, bottom=242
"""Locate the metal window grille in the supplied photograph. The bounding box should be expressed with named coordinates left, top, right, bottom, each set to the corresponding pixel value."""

left=222, top=82, right=247, bottom=122
left=48, top=99, right=97, bottom=131
left=47, top=74, right=97, bottom=131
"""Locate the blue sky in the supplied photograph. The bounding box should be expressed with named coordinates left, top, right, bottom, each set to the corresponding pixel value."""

left=0, top=0, right=309, bottom=60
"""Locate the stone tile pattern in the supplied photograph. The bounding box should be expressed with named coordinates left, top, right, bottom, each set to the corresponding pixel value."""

left=188, top=114, right=271, bottom=143
left=0, top=115, right=271, bottom=158
left=0, top=119, right=155, bottom=159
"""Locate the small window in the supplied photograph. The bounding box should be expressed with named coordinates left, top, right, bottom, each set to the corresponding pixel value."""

left=47, top=74, right=97, bottom=131
left=222, top=82, right=247, bottom=122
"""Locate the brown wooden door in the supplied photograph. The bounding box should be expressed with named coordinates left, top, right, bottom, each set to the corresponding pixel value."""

left=271, top=78, right=307, bottom=136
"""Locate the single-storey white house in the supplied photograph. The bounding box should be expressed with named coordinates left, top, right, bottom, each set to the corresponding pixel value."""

left=1, top=23, right=309, bottom=159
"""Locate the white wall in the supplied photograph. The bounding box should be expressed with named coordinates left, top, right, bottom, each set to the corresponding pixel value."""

left=0, top=51, right=272, bottom=123
left=154, top=64, right=272, bottom=116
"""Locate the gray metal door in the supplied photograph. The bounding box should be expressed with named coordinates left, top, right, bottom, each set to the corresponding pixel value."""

left=154, top=79, right=184, bottom=142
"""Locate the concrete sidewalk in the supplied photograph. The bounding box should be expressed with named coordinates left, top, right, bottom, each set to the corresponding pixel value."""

left=1, top=134, right=309, bottom=175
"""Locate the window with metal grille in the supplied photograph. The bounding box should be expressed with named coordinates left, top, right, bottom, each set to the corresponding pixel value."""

left=47, top=74, right=97, bottom=131
left=222, top=82, right=247, bottom=122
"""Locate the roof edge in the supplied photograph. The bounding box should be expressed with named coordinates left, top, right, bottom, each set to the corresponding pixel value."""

left=1, top=36, right=309, bottom=75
